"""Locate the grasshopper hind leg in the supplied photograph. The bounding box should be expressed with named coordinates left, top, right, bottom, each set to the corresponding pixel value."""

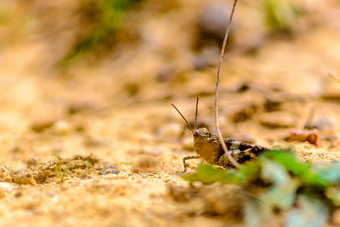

left=182, top=155, right=200, bottom=172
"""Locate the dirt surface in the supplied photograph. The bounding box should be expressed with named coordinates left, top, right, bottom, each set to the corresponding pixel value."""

left=0, top=0, right=340, bottom=226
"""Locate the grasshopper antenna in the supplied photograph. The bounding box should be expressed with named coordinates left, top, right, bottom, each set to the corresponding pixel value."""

left=194, top=97, right=199, bottom=130
left=214, top=0, right=240, bottom=168
left=171, top=104, right=194, bottom=133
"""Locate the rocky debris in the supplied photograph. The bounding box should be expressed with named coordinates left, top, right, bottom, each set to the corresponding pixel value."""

left=26, top=157, right=40, bottom=168
left=0, top=154, right=100, bottom=185
left=321, top=88, right=340, bottom=102
left=11, top=169, right=36, bottom=185
left=0, top=182, right=13, bottom=198
left=99, top=165, right=120, bottom=175
left=264, top=95, right=284, bottom=112
left=31, top=118, right=56, bottom=132
left=67, top=101, right=97, bottom=115
left=285, top=129, right=320, bottom=146
left=231, top=104, right=259, bottom=123
left=52, top=121, right=73, bottom=135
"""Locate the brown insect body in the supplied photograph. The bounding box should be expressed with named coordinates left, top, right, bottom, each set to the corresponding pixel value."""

left=193, top=128, right=269, bottom=168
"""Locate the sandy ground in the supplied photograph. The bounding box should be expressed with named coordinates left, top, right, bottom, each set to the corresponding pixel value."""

left=0, top=0, right=340, bottom=226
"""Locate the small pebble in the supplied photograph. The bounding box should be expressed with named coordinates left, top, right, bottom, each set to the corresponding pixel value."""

left=31, top=119, right=56, bottom=132
left=99, top=165, right=120, bottom=175
left=68, top=101, right=95, bottom=115
left=231, top=104, right=258, bottom=123
left=259, top=112, right=295, bottom=128
left=264, top=95, right=284, bottom=112
left=120, top=164, right=129, bottom=172
left=321, top=89, right=340, bottom=101
left=285, top=129, right=320, bottom=146
left=53, top=121, right=72, bottom=135
left=0, top=182, right=13, bottom=192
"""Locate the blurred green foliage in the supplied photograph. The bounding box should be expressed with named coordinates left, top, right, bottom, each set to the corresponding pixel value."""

left=262, top=0, right=302, bottom=33
left=183, top=150, right=340, bottom=227
left=60, top=0, right=143, bottom=67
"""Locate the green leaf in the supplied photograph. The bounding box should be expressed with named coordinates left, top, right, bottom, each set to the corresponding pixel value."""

left=317, top=163, right=340, bottom=184
left=262, top=159, right=290, bottom=185
left=260, top=160, right=298, bottom=210
left=182, top=164, right=241, bottom=184
left=262, top=150, right=327, bottom=187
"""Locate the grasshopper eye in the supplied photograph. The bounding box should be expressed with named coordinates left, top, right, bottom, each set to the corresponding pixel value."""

left=193, top=130, right=199, bottom=136
left=201, top=128, right=208, bottom=134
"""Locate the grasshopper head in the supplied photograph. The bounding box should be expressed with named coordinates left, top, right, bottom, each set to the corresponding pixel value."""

left=193, top=127, right=222, bottom=163
left=193, top=128, right=209, bottom=137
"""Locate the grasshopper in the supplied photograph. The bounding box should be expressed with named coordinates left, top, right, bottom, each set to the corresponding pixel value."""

left=172, top=99, right=269, bottom=172
left=172, top=0, right=270, bottom=172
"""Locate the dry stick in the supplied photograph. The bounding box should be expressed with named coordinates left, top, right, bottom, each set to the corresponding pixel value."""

left=214, top=0, right=241, bottom=168
left=194, top=97, right=199, bottom=130
left=303, top=107, right=316, bottom=130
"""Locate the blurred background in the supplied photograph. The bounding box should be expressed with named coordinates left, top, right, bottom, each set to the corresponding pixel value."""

left=0, top=0, right=340, bottom=226
left=0, top=0, right=340, bottom=161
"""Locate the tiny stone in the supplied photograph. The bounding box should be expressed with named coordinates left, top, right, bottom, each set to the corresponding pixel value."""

left=321, top=89, right=340, bottom=101
left=53, top=121, right=72, bottom=135
left=4, top=176, right=12, bottom=183
left=0, top=182, right=13, bottom=192
left=67, top=101, right=95, bottom=115
left=99, top=165, right=120, bottom=175
left=120, top=164, right=129, bottom=172
left=31, top=119, right=56, bottom=132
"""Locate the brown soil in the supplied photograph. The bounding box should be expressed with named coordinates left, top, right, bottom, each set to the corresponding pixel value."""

left=0, top=0, right=339, bottom=226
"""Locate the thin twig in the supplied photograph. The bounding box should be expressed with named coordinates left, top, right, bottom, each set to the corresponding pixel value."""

left=194, top=97, right=199, bottom=130
left=303, top=107, right=315, bottom=130
left=214, top=0, right=241, bottom=168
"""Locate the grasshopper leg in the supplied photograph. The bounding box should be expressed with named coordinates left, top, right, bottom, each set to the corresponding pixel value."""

left=182, top=155, right=200, bottom=172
